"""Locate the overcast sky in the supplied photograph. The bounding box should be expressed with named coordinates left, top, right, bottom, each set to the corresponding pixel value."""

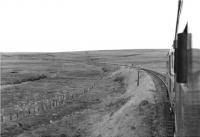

left=0, top=0, right=199, bottom=52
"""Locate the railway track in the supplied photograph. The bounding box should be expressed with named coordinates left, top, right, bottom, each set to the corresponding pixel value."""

left=140, top=68, right=175, bottom=137
left=140, top=68, right=169, bottom=97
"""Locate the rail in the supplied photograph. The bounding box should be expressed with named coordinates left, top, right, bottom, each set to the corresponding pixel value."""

left=140, top=68, right=168, bottom=90
left=139, top=67, right=175, bottom=137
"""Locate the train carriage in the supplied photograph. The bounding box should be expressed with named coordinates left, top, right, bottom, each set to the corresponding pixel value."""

left=167, top=0, right=200, bottom=136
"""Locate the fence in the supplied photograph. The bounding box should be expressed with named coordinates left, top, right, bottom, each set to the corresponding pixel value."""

left=1, top=81, right=98, bottom=124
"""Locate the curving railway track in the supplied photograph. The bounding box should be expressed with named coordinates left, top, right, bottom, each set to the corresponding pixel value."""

left=140, top=68, right=175, bottom=137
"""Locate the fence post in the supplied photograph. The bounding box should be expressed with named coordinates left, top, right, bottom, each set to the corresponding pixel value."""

left=137, top=68, right=140, bottom=86
left=1, top=115, right=4, bottom=123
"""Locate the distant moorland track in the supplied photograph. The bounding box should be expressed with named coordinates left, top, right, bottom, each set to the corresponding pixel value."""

left=140, top=68, right=175, bottom=137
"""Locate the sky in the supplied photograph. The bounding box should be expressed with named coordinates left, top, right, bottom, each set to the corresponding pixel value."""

left=0, top=0, right=199, bottom=52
